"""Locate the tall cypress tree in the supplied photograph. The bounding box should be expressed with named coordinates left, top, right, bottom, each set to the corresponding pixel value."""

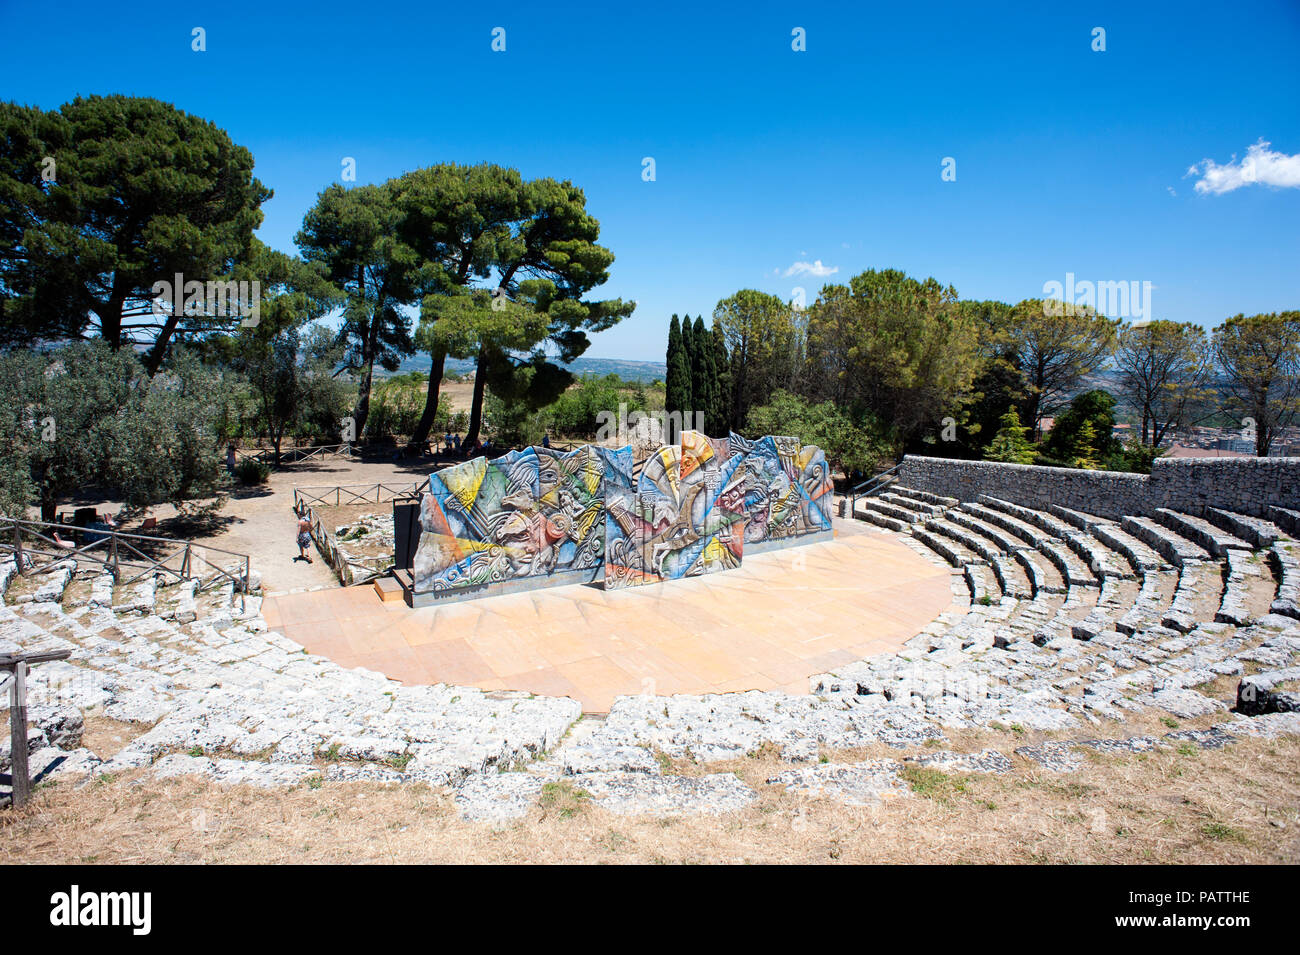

left=665, top=313, right=692, bottom=421
left=680, top=315, right=696, bottom=395
left=692, top=314, right=718, bottom=435
left=712, top=320, right=733, bottom=434
left=677, top=314, right=695, bottom=415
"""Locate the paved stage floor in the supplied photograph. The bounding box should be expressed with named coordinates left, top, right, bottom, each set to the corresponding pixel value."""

left=262, top=521, right=966, bottom=712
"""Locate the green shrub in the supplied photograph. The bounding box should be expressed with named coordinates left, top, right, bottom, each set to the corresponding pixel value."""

left=235, top=459, right=270, bottom=485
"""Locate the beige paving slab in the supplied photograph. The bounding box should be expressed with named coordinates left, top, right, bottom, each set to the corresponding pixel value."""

left=266, top=524, right=964, bottom=712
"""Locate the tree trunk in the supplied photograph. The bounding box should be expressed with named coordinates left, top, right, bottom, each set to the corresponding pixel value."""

left=96, top=290, right=126, bottom=349
left=463, top=352, right=488, bottom=450
left=40, top=484, right=57, bottom=522
left=352, top=293, right=383, bottom=440
left=142, top=310, right=181, bottom=375
left=1023, top=391, right=1042, bottom=438
left=1255, top=406, right=1271, bottom=457
left=408, top=348, right=447, bottom=453
left=352, top=359, right=374, bottom=441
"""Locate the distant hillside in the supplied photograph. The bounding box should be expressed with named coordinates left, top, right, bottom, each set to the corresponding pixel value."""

left=383, top=354, right=667, bottom=384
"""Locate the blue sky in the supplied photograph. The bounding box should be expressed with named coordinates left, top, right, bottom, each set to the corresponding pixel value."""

left=3, top=0, right=1298, bottom=361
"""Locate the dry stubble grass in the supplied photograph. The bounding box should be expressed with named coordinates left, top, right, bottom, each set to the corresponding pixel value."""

left=4, top=725, right=1297, bottom=865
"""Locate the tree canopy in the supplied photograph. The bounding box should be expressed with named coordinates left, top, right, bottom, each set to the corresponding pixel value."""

left=804, top=269, right=980, bottom=445
left=396, top=163, right=633, bottom=449
left=745, top=389, right=889, bottom=478
left=0, top=95, right=270, bottom=367
left=983, top=409, right=1037, bottom=465
left=665, top=313, right=691, bottom=419
left=0, top=342, right=235, bottom=519
left=1039, top=389, right=1123, bottom=465
left=296, top=180, right=420, bottom=438
left=998, top=300, right=1119, bottom=431
left=1213, top=311, right=1300, bottom=456
left=1114, top=320, right=1213, bottom=446
left=713, top=290, right=801, bottom=429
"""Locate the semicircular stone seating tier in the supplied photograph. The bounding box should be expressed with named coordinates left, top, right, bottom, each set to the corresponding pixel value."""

left=2, top=484, right=1298, bottom=820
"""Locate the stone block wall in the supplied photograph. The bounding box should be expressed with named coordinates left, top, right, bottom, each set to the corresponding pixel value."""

left=1147, top=457, right=1299, bottom=517
left=898, top=455, right=1298, bottom=519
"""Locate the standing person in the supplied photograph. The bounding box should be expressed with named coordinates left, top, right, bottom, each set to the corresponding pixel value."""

left=542, top=432, right=551, bottom=449
left=226, top=443, right=237, bottom=473
left=294, top=515, right=314, bottom=563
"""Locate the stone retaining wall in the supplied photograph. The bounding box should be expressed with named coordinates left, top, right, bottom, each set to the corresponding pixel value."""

left=898, top=455, right=1299, bottom=519
left=1148, top=457, right=1298, bottom=517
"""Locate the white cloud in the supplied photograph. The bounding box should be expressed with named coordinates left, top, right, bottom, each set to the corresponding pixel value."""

left=1188, top=139, right=1300, bottom=195
left=783, top=259, right=838, bottom=278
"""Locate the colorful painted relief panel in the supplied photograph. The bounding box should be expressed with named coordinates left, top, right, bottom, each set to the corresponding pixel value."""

left=730, top=432, right=834, bottom=546
left=604, top=431, right=747, bottom=589
left=411, top=432, right=829, bottom=600
left=412, top=444, right=630, bottom=596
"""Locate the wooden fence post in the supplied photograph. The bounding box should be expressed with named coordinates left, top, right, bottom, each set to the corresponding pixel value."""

left=9, top=660, right=29, bottom=808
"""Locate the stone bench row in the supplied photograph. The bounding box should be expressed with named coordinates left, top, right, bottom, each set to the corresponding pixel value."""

left=1121, top=515, right=1210, bottom=567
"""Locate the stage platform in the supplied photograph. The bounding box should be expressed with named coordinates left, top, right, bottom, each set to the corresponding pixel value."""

left=261, top=520, right=966, bottom=712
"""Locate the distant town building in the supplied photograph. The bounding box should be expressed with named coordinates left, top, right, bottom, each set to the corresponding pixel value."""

left=1166, top=445, right=1250, bottom=459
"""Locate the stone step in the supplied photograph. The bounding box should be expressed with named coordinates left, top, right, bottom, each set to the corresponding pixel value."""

left=857, top=497, right=923, bottom=524
left=156, top=578, right=199, bottom=624
left=946, top=510, right=1028, bottom=554
left=960, top=502, right=1053, bottom=548
left=911, top=528, right=982, bottom=568
left=864, top=512, right=910, bottom=533
left=878, top=491, right=946, bottom=516
left=991, top=554, right=1034, bottom=600
left=1063, top=529, right=1134, bottom=579
left=1216, top=548, right=1262, bottom=626
left=111, top=574, right=158, bottom=615
left=1270, top=541, right=1299, bottom=619
left=1121, top=515, right=1209, bottom=567
left=1048, top=504, right=1113, bottom=533
left=924, top=518, right=1004, bottom=563
left=964, top=563, right=1002, bottom=605
left=9, top=561, right=75, bottom=605
left=1116, top=569, right=1179, bottom=635
left=1037, top=539, right=1099, bottom=589
left=890, top=486, right=958, bottom=508
left=1163, top=560, right=1223, bottom=633
left=192, top=579, right=238, bottom=626
left=88, top=571, right=117, bottom=608
left=1012, top=548, right=1066, bottom=596
left=853, top=501, right=909, bottom=532
left=1155, top=509, right=1253, bottom=558
left=1091, top=523, right=1168, bottom=573
left=979, top=496, right=1075, bottom=539
left=1267, top=506, right=1300, bottom=538
left=1204, top=508, right=1283, bottom=549
left=1094, top=574, right=1138, bottom=618
left=1066, top=571, right=1138, bottom=639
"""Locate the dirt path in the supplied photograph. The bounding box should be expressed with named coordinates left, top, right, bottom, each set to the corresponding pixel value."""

left=210, top=459, right=438, bottom=593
